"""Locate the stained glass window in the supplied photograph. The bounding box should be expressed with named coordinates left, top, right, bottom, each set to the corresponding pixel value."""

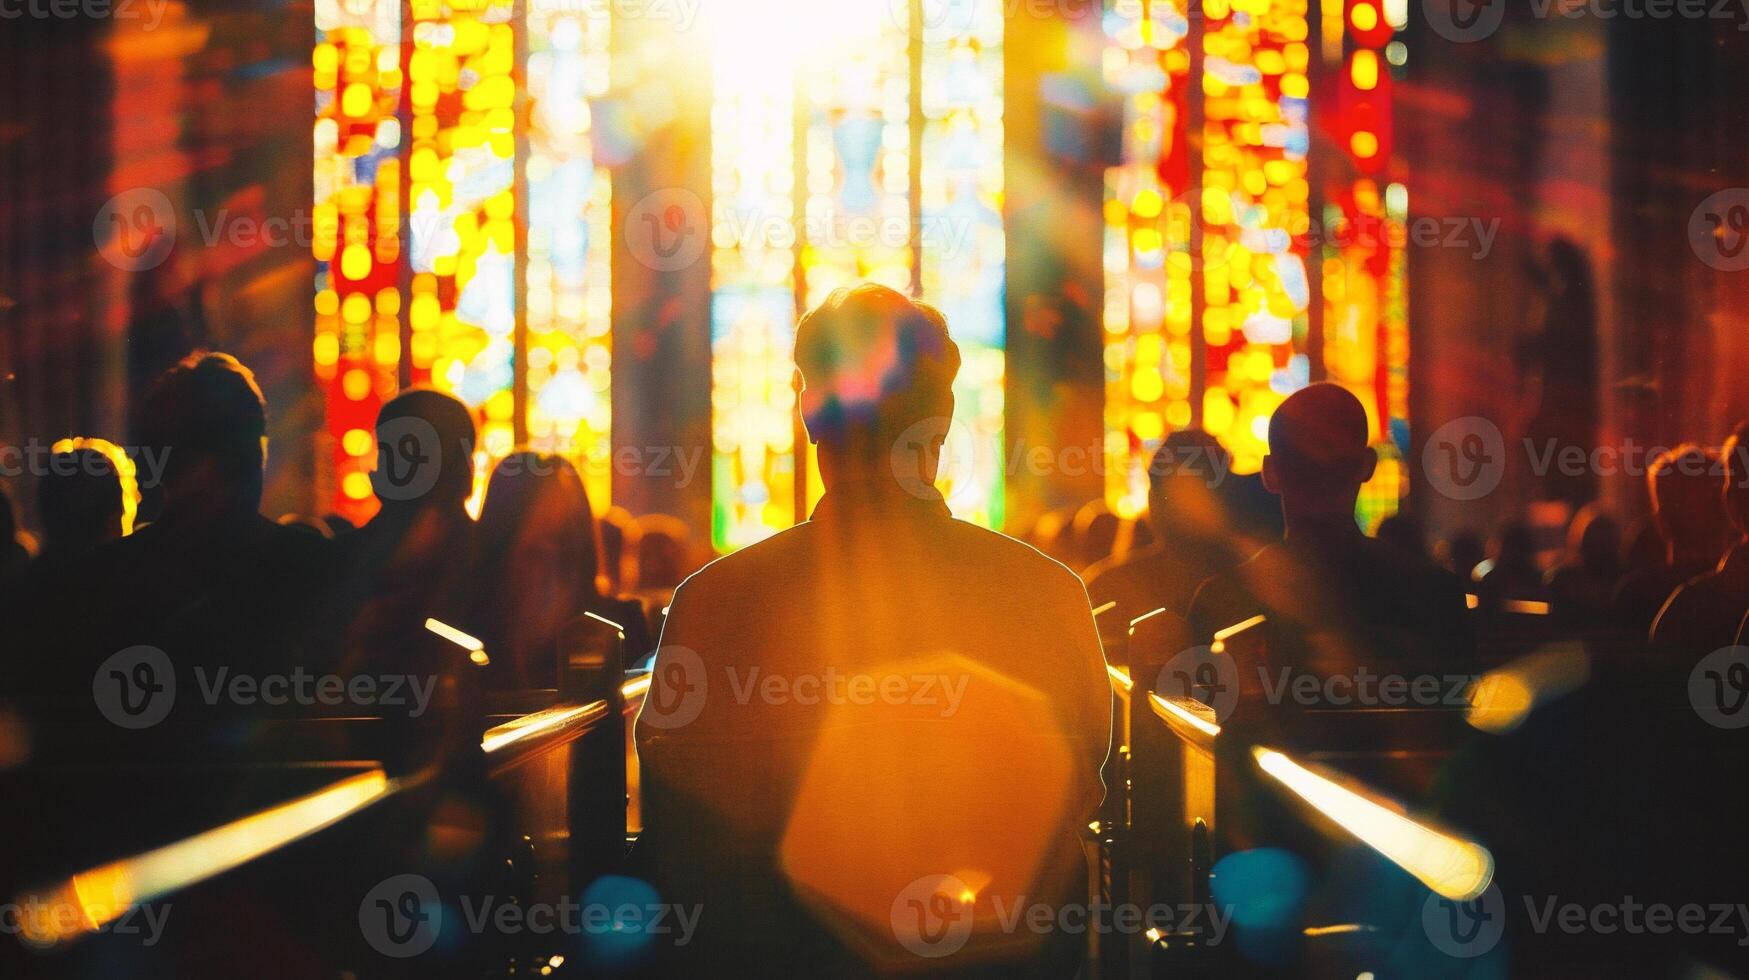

left=1102, top=0, right=1408, bottom=522
left=317, top=0, right=611, bottom=519
left=708, top=0, right=1008, bottom=551
left=407, top=0, right=519, bottom=506
left=314, top=0, right=403, bottom=522
left=525, top=1, right=614, bottom=511
left=1102, top=0, right=1194, bottom=518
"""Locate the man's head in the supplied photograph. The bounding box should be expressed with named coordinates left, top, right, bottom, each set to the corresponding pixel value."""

left=373, top=387, right=477, bottom=512
left=1647, top=445, right=1725, bottom=557
left=1721, top=422, right=1749, bottom=536
left=794, top=284, right=960, bottom=488
left=1261, top=383, right=1377, bottom=520
left=136, top=351, right=268, bottom=511
left=1147, top=429, right=1232, bottom=544
left=40, top=446, right=125, bottom=552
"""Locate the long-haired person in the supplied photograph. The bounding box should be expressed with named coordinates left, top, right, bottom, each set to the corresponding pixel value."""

left=470, top=451, right=650, bottom=688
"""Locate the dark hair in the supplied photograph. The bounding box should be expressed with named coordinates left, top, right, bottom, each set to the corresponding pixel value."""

left=1146, top=428, right=1233, bottom=542
left=375, top=387, right=477, bottom=507
left=475, top=451, right=602, bottom=596
left=1648, top=445, right=1723, bottom=550
left=136, top=351, right=267, bottom=496
left=794, top=284, right=960, bottom=452
left=40, top=447, right=123, bottom=546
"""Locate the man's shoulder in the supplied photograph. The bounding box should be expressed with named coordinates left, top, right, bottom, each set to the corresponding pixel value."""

left=941, top=518, right=1087, bottom=587
left=670, top=521, right=812, bottom=598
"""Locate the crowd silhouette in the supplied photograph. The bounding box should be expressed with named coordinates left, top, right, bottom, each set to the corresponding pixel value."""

left=3, top=282, right=1749, bottom=976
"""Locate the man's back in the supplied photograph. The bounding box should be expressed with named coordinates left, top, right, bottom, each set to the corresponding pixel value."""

left=1651, top=542, right=1749, bottom=654
left=1188, top=528, right=1473, bottom=676
left=635, top=492, right=1110, bottom=971
left=1085, top=544, right=1243, bottom=655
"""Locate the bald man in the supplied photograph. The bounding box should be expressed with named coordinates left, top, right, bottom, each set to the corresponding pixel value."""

left=1188, top=384, right=1472, bottom=678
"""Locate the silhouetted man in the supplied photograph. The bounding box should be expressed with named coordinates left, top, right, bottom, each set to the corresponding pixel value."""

left=24, top=353, right=330, bottom=694
left=635, top=285, right=1111, bottom=975
left=324, top=388, right=478, bottom=678
left=1613, top=446, right=1728, bottom=639
left=1652, top=423, right=1749, bottom=654
left=1189, top=384, right=1472, bottom=676
left=1085, top=430, right=1255, bottom=652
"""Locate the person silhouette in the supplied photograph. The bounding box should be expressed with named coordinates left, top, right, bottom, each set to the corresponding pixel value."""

left=1614, top=446, right=1730, bottom=639
left=1545, top=503, right=1621, bottom=626
left=1474, top=520, right=1546, bottom=607
left=324, top=388, right=479, bottom=678
left=468, top=451, right=650, bottom=687
left=1188, top=383, right=1472, bottom=676
left=1084, top=430, right=1253, bottom=651
left=21, top=353, right=331, bottom=698
left=1652, top=422, right=1749, bottom=654
left=34, top=445, right=126, bottom=573
left=634, top=284, right=1111, bottom=974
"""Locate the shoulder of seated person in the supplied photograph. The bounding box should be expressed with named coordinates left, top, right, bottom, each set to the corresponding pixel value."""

left=666, top=523, right=809, bottom=594
left=945, top=518, right=1088, bottom=581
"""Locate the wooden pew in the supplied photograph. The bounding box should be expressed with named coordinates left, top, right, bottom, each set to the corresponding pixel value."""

left=2, top=619, right=652, bottom=976
left=1111, top=607, right=1502, bottom=977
